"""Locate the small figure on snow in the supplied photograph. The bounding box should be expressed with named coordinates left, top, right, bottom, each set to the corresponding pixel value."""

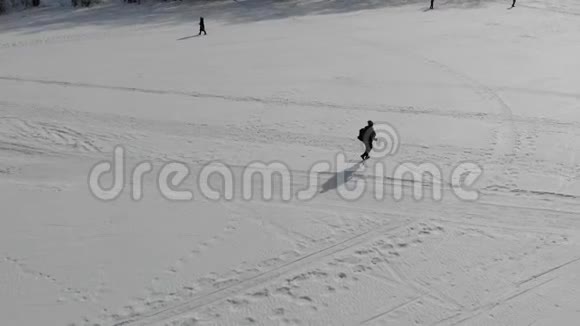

left=430, top=0, right=434, bottom=9
left=199, top=17, right=207, bottom=36
left=358, top=120, right=377, bottom=161
left=511, top=0, right=516, bottom=8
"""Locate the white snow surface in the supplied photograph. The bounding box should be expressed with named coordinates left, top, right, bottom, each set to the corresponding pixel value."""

left=1, top=0, right=580, bottom=325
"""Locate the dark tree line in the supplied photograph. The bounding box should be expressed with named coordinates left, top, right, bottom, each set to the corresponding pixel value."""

left=1, top=0, right=40, bottom=14
left=0, top=0, right=520, bottom=16
left=71, top=0, right=93, bottom=7
left=0, top=0, right=100, bottom=13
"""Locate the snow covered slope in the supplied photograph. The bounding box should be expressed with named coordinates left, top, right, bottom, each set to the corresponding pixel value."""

left=1, top=0, right=580, bottom=325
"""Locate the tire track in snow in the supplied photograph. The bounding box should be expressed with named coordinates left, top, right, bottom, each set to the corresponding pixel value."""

left=439, top=277, right=557, bottom=326
left=428, top=248, right=580, bottom=324
left=2, top=98, right=576, bottom=206
left=130, top=201, right=244, bottom=319
left=111, top=216, right=419, bottom=326
left=0, top=31, right=115, bottom=50
left=495, top=86, right=580, bottom=100
left=416, top=57, right=520, bottom=190
left=0, top=75, right=479, bottom=117
left=519, top=4, right=580, bottom=16
left=0, top=24, right=154, bottom=51
left=344, top=35, right=521, bottom=192
left=1, top=75, right=579, bottom=129
left=516, top=256, right=580, bottom=287
left=360, top=296, right=423, bottom=324
left=0, top=116, right=102, bottom=153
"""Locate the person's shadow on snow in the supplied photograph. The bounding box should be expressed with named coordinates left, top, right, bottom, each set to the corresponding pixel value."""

left=320, top=162, right=363, bottom=193
left=177, top=35, right=201, bottom=41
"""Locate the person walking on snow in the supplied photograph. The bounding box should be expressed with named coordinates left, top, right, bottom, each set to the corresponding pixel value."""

left=358, top=120, right=377, bottom=161
left=511, top=0, right=516, bottom=8
left=199, top=17, right=207, bottom=35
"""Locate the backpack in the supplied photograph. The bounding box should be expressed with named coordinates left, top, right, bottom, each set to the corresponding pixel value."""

left=357, top=127, right=367, bottom=141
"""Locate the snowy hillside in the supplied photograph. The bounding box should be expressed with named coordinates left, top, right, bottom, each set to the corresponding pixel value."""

left=1, top=0, right=580, bottom=325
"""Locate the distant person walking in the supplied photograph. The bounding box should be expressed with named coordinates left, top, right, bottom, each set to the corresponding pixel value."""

left=511, top=0, right=516, bottom=8
left=358, top=120, right=377, bottom=161
left=430, top=0, right=434, bottom=9
left=199, top=17, right=207, bottom=36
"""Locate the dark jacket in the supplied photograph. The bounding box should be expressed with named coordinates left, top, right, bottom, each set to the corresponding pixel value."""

left=359, top=126, right=376, bottom=144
